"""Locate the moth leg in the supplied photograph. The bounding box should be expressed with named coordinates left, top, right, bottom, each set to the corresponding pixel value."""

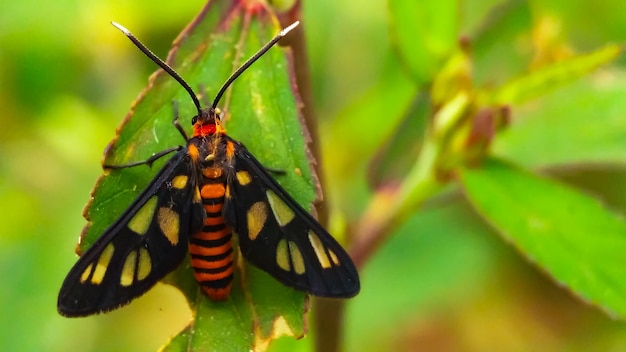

left=264, top=166, right=286, bottom=175
left=172, top=101, right=189, bottom=141
left=103, top=146, right=183, bottom=169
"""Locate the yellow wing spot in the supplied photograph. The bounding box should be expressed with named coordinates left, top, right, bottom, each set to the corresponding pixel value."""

left=158, top=207, right=180, bottom=245
left=80, top=263, right=93, bottom=283
left=266, top=190, right=295, bottom=227
left=120, top=250, right=137, bottom=286
left=308, top=231, right=332, bottom=269
left=288, top=241, right=306, bottom=275
left=329, top=250, right=340, bottom=266
left=171, top=175, right=188, bottom=189
left=128, top=196, right=158, bottom=235
left=247, top=202, right=267, bottom=240
left=236, top=171, right=252, bottom=186
left=276, top=239, right=290, bottom=271
left=137, top=247, right=152, bottom=280
left=91, top=243, right=115, bottom=284
left=225, top=185, right=231, bottom=199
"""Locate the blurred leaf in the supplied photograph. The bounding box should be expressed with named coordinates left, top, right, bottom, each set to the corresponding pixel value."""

left=322, top=55, right=417, bottom=215
left=460, top=0, right=510, bottom=35
left=470, top=0, right=533, bottom=86
left=489, top=44, right=622, bottom=105
left=492, top=69, right=626, bottom=168
left=366, top=92, right=429, bottom=188
left=346, top=201, right=498, bottom=352
left=388, top=0, right=459, bottom=84
left=78, top=1, right=309, bottom=350
left=460, top=158, right=626, bottom=318
left=526, top=1, right=626, bottom=46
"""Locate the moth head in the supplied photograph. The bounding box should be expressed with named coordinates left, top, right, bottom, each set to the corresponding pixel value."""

left=192, top=107, right=225, bottom=137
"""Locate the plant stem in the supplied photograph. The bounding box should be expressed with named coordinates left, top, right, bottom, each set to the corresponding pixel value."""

left=350, top=89, right=471, bottom=267
left=350, top=129, right=444, bottom=268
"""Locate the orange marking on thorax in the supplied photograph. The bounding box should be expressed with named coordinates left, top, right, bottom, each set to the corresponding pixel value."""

left=215, top=118, right=227, bottom=134
left=226, top=141, right=235, bottom=161
left=188, top=144, right=200, bottom=161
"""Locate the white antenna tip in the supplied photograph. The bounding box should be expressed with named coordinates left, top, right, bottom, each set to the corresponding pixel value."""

left=111, top=21, right=130, bottom=35
left=280, top=21, right=300, bottom=36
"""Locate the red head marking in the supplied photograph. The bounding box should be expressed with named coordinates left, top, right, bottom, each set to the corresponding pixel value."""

left=192, top=109, right=226, bottom=137
left=193, top=122, right=217, bottom=137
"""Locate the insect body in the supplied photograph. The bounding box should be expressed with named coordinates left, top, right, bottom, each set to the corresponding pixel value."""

left=58, top=21, right=359, bottom=317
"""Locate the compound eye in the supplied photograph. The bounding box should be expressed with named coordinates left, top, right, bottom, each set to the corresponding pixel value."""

left=191, top=116, right=198, bottom=125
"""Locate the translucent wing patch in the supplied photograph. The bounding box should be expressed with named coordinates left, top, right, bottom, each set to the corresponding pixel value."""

left=223, top=139, right=360, bottom=298
left=58, top=151, right=205, bottom=317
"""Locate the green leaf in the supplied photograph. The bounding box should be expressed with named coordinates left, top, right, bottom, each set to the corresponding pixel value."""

left=388, top=0, right=458, bottom=84
left=365, top=92, right=429, bottom=188
left=163, top=267, right=304, bottom=351
left=470, top=1, right=533, bottom=87
left=489, top=44, right=622, bottom=105
left=79, top=1, right=310, bottom=350
left=492, top=69, right=626, bottom=167
left=460, top=158, right=626, bottom=318
left=346, top=202, right=499, bottom=352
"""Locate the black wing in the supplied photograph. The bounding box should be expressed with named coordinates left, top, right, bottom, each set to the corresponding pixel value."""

left=58, top=150, right=205, bottom=316
left=223, top=139, right=359, bottom=297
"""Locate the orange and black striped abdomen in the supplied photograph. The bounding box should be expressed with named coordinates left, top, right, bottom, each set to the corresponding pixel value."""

left=189, top=166, right=233, bottom=300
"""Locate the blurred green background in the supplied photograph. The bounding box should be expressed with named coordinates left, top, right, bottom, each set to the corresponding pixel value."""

left=3, top=0, right=626, bottom=351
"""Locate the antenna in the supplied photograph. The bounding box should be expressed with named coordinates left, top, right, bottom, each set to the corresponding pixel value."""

left=112, top=20, right=300, bottom=115
left=111, top=22, right=203, bottom=117
left=211, top=21, right=300, bottom=109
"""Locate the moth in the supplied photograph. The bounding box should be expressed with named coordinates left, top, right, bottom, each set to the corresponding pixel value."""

left=58, top=21, right=359, bottom=317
